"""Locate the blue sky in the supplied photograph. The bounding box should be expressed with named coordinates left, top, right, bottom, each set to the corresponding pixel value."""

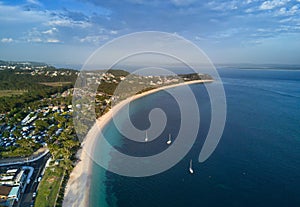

left=0, top=0, right=300, bottom=66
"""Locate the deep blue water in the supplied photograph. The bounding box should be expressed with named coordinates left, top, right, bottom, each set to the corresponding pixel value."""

left=89, top=69, right=300, bottom=207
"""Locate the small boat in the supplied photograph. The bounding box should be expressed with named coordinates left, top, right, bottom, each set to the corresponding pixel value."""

left=189, top=159, right=194, bottom=174
left=145, top=131, right=148, bottom=142
left=167, top=134, right=172, bottom=145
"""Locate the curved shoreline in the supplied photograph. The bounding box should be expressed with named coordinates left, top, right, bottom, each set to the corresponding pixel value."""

left=63, top=79, right=213, bottom=207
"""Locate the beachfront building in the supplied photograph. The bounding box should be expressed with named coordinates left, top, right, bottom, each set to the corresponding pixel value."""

left=0, top=168, right=27, bottom=187
left=0, top=185, right=20, bottom=207
left=0, top=185, right=12, bottom=200
left=0, top=168, right=28, bottom=206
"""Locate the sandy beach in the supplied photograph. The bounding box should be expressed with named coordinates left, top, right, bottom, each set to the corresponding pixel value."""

left=63, top=79, right=212, bottom=207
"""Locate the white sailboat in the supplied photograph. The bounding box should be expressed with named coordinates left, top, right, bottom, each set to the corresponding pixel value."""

left=189, top=159, right=194, bottom=174
left=167, top=134, right=172, bottom=145
left=145, top=131, right=148, bottom=142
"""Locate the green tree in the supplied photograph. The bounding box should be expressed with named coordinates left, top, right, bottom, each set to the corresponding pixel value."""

left=2, top=130, right=9, bottom=138
left=35, top=119, right=49, bottom=131
left=12, top=130, right=21, bottom=138
left=48, top=143, right=61, bottom=160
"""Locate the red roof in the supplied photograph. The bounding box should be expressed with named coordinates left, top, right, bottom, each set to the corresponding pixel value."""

left=0, top=186, right=12, bottom=197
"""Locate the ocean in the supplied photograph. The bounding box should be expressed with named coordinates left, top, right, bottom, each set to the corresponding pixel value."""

left=89, top=68, right=300, bottom=207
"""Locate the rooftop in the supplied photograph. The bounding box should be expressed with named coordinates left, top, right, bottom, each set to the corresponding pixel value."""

left=8, top=186, right=19, bottom=198
left=0, top=185, right=12, bottom=196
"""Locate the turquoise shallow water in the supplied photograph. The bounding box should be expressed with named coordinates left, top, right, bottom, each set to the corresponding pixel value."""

left=89, top=68, right=300, bottom=207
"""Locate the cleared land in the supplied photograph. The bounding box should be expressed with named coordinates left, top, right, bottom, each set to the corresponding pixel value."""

left=0, top=90, right=27, bottom=97
left=39, top=82, right=72, bottom=87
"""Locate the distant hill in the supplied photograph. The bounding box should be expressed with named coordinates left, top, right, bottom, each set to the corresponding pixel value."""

left=0, top=60, right=51, bottom=68
left=215, top=63, right=300, bottom=70
left=0, top=61, right=78, bottom=91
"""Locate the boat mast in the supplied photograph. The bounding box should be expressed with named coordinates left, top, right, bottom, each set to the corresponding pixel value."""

left=189, top=159, right=194, bottom=174
left=145, top=131, right=148, bottom=142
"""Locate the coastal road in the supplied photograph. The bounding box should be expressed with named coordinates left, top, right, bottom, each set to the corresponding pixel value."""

left=0, top=152, right=51, bottom=207
left=17, top=152, right=51, bottom=207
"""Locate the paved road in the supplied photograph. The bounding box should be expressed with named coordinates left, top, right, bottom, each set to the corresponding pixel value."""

left=0, top=152, right=51, bottom=207
left=0, top=148, right=49, bottom=167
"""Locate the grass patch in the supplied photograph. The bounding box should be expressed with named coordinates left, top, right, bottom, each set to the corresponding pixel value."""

left=34, top=165, right=64, bottom=207
left=1, top=148, right=34, bottom=158
left=39, top=82, right=72, bottom=87
left=0, top=90, right=27, bottom=97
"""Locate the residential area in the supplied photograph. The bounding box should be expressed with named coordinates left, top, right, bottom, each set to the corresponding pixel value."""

left=0, top=101, right=73, bottom=153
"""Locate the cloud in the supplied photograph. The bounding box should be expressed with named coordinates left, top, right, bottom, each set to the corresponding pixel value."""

left=170, top=0, right=196, bottom=6
left=47, top=19, right=92, bottom=28
left=1, top=37, right=14, bottom=43
left=194, top=35, right=208, bottom=41
left=61, top=9, right=89, bottom=22
left=26, top=0, right=42, bottom=6
left=0, top=1, right=118, bottom=47
left=1, top=0, right=300, bottom=65
left=277, top=5, right=299, bottom=15
left=110, top=30, right=118, bottom=35
left=79, top=35, right=109, bottom=44
left=245, top=8, right=255, bottom=13
left=0, top=3, right=48, bottom=23
left=210, top=28, right=241, bottom=39
left=46, top=39, right=61, bottom=43
left=25, top=27, right=60, bottom=43
left=274, top=24, right=300, bottom=33
left=27, top=38, right=42, bottom=43
left=206, top=0, right=239, bottom=11
left=42, top=27, right=58, bottom=35
left=259, top=0, right=290, bottom=10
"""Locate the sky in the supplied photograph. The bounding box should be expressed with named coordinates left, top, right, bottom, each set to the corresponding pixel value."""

left=0, top=0, right=300, bottom=66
